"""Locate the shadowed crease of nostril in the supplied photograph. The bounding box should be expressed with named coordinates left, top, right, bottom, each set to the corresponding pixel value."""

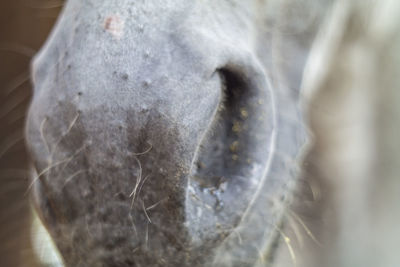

left=186, top=64, right=275, bottom=244
left=192, top=68, right=250, bottom=187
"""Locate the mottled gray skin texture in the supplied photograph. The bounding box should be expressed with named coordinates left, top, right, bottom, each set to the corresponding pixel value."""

left=26, top=0, right=316, bottom=266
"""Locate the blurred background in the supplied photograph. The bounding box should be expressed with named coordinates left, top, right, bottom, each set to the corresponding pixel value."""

left=0, top=1, right=61, bottom=266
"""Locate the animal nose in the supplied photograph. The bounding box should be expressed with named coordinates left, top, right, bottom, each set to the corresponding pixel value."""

left=26, top=48, right=280, bottom=265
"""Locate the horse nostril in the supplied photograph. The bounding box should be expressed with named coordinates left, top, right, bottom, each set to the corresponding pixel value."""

left=191, top=68, right=249, bottom=189
left=186, top=63, right=276, bottom=244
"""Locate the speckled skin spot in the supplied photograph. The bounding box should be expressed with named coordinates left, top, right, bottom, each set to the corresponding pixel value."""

left=104, top=15, right=125, bottom=39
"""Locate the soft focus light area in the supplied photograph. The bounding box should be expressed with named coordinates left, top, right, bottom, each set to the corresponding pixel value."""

left=31, top=211, right=64, bottom=267
left=300, top=1, right=400, bottom=266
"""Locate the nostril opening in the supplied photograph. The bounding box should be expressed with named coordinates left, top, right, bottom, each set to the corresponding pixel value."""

left=218, top=68, right=249, bottom=113
left=187, top=63, right=275, bottom=240
left=192, top=67, right=251, bottom=189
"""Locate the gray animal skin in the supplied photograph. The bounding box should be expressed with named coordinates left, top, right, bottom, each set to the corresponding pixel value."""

left=25, top=0, right=318, bottom=266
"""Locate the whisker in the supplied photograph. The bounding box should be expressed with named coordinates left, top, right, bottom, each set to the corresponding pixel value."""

left=0, top=88, right=31, bottom=120
left=48, top=112, right=80, bottom=157
left=137, top=174, right=150, bottom=198
left=25, top=143, right=88, bottom=194
left=287, top=208, right=322, bottom=247
left=142, top=200, right=152, bottom=224
left=0, top=42, right=36, bottom=58
left=271, top=196, right=322, bottom=247
left=3, top=70, right=30, bottom=97
left=131, top=142, right=153, bottom=156
left=0, top=131, right=24, bottom=159
left=146, top=197, right=169, bottom=211
left=39, top=117, right=50, bottom=154
left=26, top=158, right=72, bottom=192
left=129, top=156, right=142, bottom=208
left=233, top=229, right=243, bottom=245
left=287, top=212, right=305, bottom=248
left=61, top=169, right=88, bottom=189
left=45, top=112, right=80, bottom=179
left=128, top=213, right=138, bottom=237
left=271, top=224, right=297, bottom=267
